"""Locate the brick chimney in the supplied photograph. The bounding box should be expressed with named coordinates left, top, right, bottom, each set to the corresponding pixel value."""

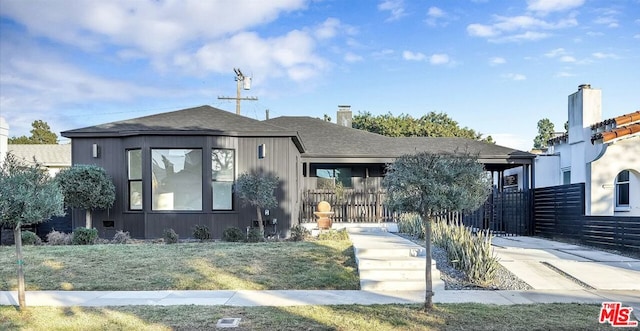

left=336, top=105, right=352, bottom=128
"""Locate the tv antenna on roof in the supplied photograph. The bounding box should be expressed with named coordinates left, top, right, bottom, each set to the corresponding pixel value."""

left=218, top=68, right=258, bottom=115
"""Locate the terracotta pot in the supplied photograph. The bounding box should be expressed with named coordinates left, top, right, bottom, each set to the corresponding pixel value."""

left=317, top=217, right=332, bottom=230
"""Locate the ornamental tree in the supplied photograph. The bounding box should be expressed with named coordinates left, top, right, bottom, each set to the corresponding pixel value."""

left=0, top=153, right=65, bottom=310
left=382, top=151, right=491, bottom=310
left=235, top=172, right=279, bottom=236
left=55, top=165, right=116, bottom=228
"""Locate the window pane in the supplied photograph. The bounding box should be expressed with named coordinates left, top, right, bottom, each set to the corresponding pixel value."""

left=617, top=183, right=630, bottom=206
left=212, top=149, right=234, bottom=180
left=617, top=170, right=629, bottom=183
left=336, top=168, right=352, bottom=187
left=562, top=171, right=571, bottom=185
left=129, top=181, right=143, bottom=210
left=152, top=149, right=202, bottom=211
left=128, top=149, right=142, bottom=180
left=212, top=181, right=233, bottom=210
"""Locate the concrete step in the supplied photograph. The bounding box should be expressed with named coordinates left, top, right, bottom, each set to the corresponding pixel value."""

left=359, top=269, right=437, bottom=281
left=355, top=247, right=425, bottom=258
left=360, top=277, right=444, bottom=291
left=356, top=257, right=433, bottom=270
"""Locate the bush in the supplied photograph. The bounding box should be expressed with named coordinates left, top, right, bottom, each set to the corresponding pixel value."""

left=163, top=228, right=179, bottom=244
left=289, top=225, right=310, bottom=242
left=222, top=227, right=244, bottom=242
left=397, top=213, right=425, bottom=239
left=432, top=221, right=500, bottom=287
left=193, top=225, right=211, bottom=242
left=246, top=227, right=264, bottom=243
left=21, top=230, right=42, bottom=245
left=111, top=230, right=131, bottom=244
left=317, top=228, right=349, bottom=241
left=47, top=230, right=72, bottom=245
left=72, top=227, right=98, bottom=245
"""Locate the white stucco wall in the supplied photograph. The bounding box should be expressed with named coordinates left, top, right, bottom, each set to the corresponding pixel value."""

left=590, top=138, right=640, bottom=216
left=534, top=154, right=560, bottom=188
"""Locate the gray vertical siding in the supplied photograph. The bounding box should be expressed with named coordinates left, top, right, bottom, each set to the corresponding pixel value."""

left=68, top=134, right=300, bottom=239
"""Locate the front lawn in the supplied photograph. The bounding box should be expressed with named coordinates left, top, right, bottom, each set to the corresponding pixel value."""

left=0, top=240, right=359, bottom=291
left=0, top=303, right=613, bottom=331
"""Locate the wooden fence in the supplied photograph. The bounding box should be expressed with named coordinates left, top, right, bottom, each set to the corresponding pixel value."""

left=300, top=189, right=398, bottom=223
left=534, top=183, right=640, bottom=253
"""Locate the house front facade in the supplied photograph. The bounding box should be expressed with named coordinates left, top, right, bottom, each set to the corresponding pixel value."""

left=62, top=105, right=535, bottom=239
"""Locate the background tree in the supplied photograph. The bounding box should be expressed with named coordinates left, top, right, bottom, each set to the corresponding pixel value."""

left=8, top=120, right=58, bottom=144
left=352, top=111, right=494, bottom=143
left=533, top=118, right=555, bottom=149
left=235, top=172, right=279, bottom=236
left=0, top=153, right=65, bottom=310
left=382, top=152, right=491, bottom=310
left=56, top=165, right=116, bottom=229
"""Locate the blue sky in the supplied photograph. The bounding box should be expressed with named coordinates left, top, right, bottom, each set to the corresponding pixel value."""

left=1, top=0, right=638, bottom=151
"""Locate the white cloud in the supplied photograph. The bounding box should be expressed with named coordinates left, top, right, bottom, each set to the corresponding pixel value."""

left=526, top=0, right=585, bottom=13
left=177, top=30, right=327, bottom=82
left=0, top=0, right=309, bottom=57
left=560, top=55, right=576, bottom=62
left=402, top=51, right=426, bottom=61
left=592, top=52, right=619, bottom=59
left=378, top=0, right=406, bottom=22
left=467, top=10, right=578, bottom=43
left=490, top=57, right=507, bottom=65
left=429, top=54, right=450, bottom=65
left=344, top=52, right=363, bottom=63
left=425, top=6, right=448, bottom=26
left=545, top=48, right=567, bottom=57
left=314, top=18, right=342, bottom=39
left=503, top=73, right=527, bottom=81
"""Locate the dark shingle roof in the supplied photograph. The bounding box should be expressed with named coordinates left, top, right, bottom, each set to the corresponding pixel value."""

left=62, top=105, right=297, bottom=138
left=266, top=116, right=533, bottom=160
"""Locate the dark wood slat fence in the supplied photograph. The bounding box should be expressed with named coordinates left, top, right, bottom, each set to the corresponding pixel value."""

left=300, top=189, right=397, bottom=223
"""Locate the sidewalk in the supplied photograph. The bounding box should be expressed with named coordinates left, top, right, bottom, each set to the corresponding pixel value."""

left=1, top=228, right=638, bottom=314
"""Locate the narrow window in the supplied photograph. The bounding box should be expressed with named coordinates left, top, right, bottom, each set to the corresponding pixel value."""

left=127, top=149, right=142, bottom=210
left=615, top=170, right=630, bottom=208
left=151, top=149, right=203, bottom=211
left=562, top=170, right=571, bottom=185
left=212, top=149, right=234, bottom=210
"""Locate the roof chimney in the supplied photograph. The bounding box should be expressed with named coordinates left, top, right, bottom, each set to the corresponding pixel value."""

left=578, top=84, right=591, bottom=90
left=337, top=105, right=352, bottom=128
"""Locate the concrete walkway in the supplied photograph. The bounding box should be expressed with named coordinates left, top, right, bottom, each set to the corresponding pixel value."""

left=1, top=228, right=639, bottom=316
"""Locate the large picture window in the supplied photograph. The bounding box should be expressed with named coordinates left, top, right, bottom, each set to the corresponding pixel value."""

left=151, top=149, right=202, bottom=211
left=316, top=167, right=352, bottom=188
left=127, top=149, right=142, bottom=210
left=616, top=170, right=630, bottom=208
left=212, top=149, right=234, bottom=210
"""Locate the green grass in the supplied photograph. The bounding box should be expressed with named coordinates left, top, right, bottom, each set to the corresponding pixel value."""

left=0, top=303, right=617, bottom=331
left=0, top=241, right=358, bottom=291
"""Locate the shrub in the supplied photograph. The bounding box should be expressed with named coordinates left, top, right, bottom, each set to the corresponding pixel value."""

left=246, top=227, right=264, bottom=243
left=111, top=230, right=131, bottom=244
left=192, top=225, right=211, bottom=242
left=163, top=228, right=179, bottom=244
left=432, top=221, right=500, bottom=287
left=222, top=227, right=244, bottom=242
left=21, top=230, right=42, bottom=245
left=47, top=230, right=72, bottom=245
left=72, top=227, right=98, bottom=245
left=397, top=213, right=425, bottom=239
left=289, top=225, right=310, bottom=242
left=317, top=228, right=349, bottom=241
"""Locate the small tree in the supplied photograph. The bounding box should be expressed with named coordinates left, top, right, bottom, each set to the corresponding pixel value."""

left=8, top=120, right=58, bottom=144
left=382, top=152, right=491, bottom=310
left=0, top=153, right=65, bottom=310
left=235, top=172, right=278, bottom=236
left=56, top=165, right=115, bottom=228
left=533, top=118, right=555, bottom=149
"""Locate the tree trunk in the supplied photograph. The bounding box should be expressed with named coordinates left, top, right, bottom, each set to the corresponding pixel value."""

left=256, top=206, right=264, bottom=236
left=423, top=216, right=434, bottom=310
left=14, top=226, right=26, bottom=310
left=85, top=209, right=92, bottom=229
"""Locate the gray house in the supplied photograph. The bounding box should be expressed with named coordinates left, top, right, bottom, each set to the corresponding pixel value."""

left=62, top=105, right=535, bottom=239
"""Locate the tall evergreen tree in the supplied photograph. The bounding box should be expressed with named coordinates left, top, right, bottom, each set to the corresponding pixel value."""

left=533, top=118, right=555, bottom=149
left=8, top=120, right=58, bottom=144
